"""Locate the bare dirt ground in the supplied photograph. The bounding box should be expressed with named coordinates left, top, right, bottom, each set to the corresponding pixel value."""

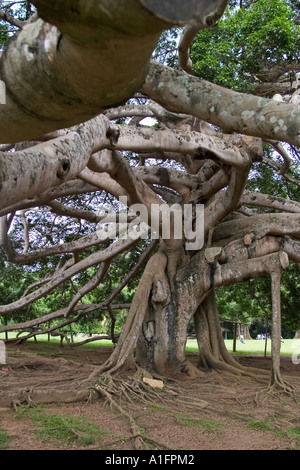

left=0, top=341, right=300, bottom=451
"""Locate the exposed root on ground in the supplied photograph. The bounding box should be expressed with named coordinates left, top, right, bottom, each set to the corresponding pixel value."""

left=90, top=368, right=213, bottom=449
left=260, top=375, right=296, bottom=402
left=237, top=374, right=297, bottom=406
left=92, top=374, right=173, bottom=450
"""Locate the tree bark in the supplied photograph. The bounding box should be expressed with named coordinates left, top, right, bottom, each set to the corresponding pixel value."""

left=136, top=279, right=205, bottom=378
left=195, top=290, right=239, bottom=371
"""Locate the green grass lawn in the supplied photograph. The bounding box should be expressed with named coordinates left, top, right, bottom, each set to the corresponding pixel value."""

left=187, top=338, right=300, bottom=356
left=1, top=331, right=300, bottom=357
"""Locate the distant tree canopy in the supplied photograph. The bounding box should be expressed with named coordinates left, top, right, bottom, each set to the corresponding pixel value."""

left=191, top=0, right=300, bottom=95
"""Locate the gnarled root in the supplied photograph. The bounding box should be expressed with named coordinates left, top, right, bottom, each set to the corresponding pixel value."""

left=92, top=371, right=177, bottom=450
left=194, top=291, right=269, bottom=381
left=83, top=251, right=169, bottom=387
left=267, top=372, right=295, bottom=397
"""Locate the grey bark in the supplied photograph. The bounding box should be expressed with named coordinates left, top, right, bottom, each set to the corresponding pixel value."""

left=142, top=62, right=300, bottom=147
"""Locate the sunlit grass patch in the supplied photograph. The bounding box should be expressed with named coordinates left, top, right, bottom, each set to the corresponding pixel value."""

left=15, top=405, right=109, bottom=446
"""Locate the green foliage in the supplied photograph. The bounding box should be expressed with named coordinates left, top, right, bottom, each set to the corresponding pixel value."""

left=176, top=413, right=224, bottom=434
left=217, top=282, right=257, bottom=325
left=191, top=0, right=300, bottom=93
left=217, top=262, right=300, bottom=336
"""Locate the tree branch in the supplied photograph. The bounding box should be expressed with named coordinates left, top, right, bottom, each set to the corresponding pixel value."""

left=142, top=62, right=300, bottom=146
left=178, top=0, right=228, bottom=74
left=0, top=233, right=146, bottom=315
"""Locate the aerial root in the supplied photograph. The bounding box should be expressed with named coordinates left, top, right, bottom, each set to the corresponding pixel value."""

left=93, top=382, right=144, bottom=450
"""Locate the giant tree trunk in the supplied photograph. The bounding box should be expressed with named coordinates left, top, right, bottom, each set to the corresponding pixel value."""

left=136, top=292, right=202, bottom=378
left=136, top=286, right=264, bottom=379
left=99, top=249, right=291, bottom=381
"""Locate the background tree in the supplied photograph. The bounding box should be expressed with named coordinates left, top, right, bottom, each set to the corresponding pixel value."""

left=189, top=0, right=300, bottom=345
left=191, top=0, right=300, bottom=96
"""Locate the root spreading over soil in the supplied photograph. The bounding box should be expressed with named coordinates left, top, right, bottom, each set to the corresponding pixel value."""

left=0, top=342, right=299, bottom=451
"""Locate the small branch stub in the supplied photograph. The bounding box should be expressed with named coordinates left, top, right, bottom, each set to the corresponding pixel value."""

left=139, top=0, right=225, bottom=24
left=278, top=250, right=289, bottom=271
left=204, top=246, right=222, bottom=263
left=57, top=158, right=71, bottom=179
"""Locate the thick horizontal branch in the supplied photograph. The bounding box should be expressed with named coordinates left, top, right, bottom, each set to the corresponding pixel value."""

left=110, top=124, right=255, bottom=167
left=213, top=213, right=300, bottom=243
left=0, top=180, right=97, bottom=218
left=214, top=251, right=289, bottom=289
left=0, top=9, right=160, bottom=141
left=212, top=234, right=300, bottom=266
left=0, top=132, right=87, bottom=210
left=241, top=190, right=300, bottom=213
left=176, top=243, right=289, bottom=321
left=142, top=62, right=300, bottom=146
left=0, top=116, right=110, bottom=211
